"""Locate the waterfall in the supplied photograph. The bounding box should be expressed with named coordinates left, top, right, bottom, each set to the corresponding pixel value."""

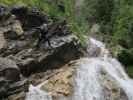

left=25, top=38, right=133, bottom=100
left=72, top=58, right=104, bottom=100
left=72, top=57, right=133, bottom=100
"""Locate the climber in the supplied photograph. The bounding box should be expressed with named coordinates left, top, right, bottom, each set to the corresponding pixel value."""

left=35, top=23, right=51, bottom=48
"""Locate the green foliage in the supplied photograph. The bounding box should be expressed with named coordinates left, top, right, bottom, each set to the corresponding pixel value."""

left=80, top=0, right=133, bottom=48
left=70, top=21, right=88, bottom=45
left=82, top=0, right=114, bottom=24
left=118, top=48, right=133, bottom=66
left=112, top=1, right=133, bottom=48
left=96, top=0, right=114, bottom=23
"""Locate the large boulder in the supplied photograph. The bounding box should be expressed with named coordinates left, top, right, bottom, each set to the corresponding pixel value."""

left=0, top=57, right=28, bottom=97
left=0, top=57, right=20, bottom=81
left=9, top=34, right=83, bottom=76
left=0, top=11, right=84, bottom=76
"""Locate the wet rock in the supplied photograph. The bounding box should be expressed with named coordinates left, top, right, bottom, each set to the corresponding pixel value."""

left=0, top=79, right=28, bottom=99
left=7, top=79, right=28, bottom=95
left=0, top=57, right=28, bottom=98
left=86, top=38, right=109, bottom=57
left=41, top=67, right=74, bottom=97
left=0, top=57, right=20, bottom=81
left=0, top=40, right=29, bottom=57
left=100, top=73, right=128, bottom=100
left=0, top=78, right=9, bottom=97
left=12, top=35, right=83, bottom=76
left=0, top=31, right=6, bottom=50
left=7, top=91, right=26, bottom=100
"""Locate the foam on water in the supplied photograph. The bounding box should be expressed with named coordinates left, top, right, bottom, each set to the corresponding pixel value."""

left=25, top=84, right=52, bottom=100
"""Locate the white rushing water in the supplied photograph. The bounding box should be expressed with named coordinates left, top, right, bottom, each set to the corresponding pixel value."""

left=26, top=38, right=133, bottom=100
left=25, top=84, right=52, bottom=100
left=72, top=57, right=133, bottom=100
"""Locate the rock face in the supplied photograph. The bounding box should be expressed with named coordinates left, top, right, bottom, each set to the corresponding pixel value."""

left=0, top=32, right=6, bottom=50
left=0, top=57, right=20, bottom=81
left=41, top=66, right=75, bottom=97
left=0, top=57, right=27, bottom=97
left=0, top=4, right=84, bottom=99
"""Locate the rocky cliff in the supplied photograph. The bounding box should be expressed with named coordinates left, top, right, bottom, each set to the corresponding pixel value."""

left=0, top=4, right=85, bottom=99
